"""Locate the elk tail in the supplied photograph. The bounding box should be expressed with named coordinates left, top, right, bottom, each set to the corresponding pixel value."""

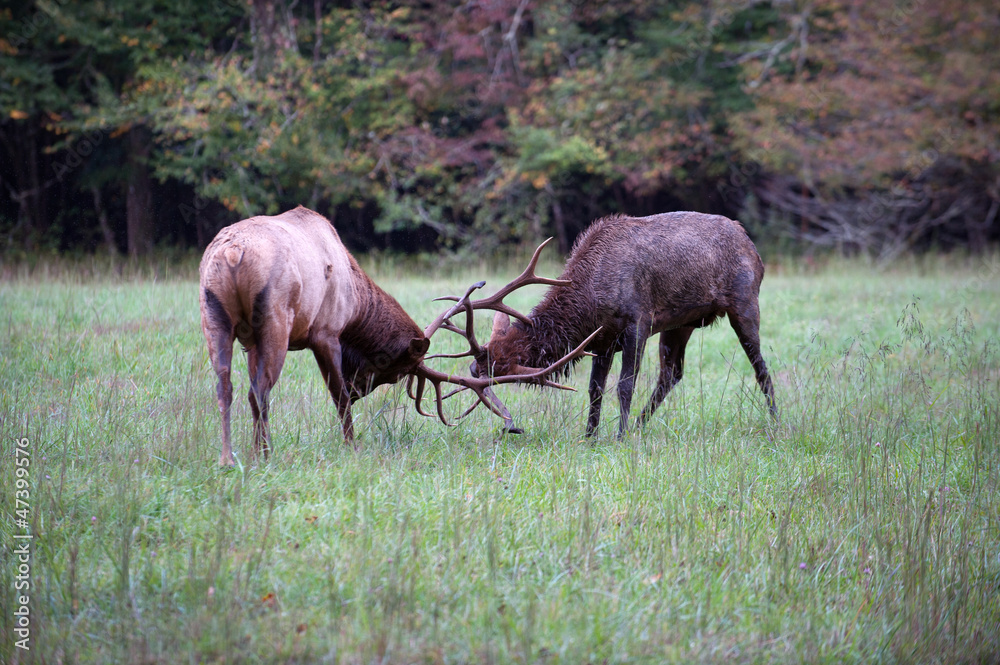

left=225, top=241, right=272, bottom=349
left=224, top=245, right=244, bottom=269
left=202, top=240, right=263, bottom=349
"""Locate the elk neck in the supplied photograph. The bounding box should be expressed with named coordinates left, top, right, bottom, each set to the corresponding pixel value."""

left=514, top=282, right=597, bottom=375
left=340, top=261, right=423, bottom=363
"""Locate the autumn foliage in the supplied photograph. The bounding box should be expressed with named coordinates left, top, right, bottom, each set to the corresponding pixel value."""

left=0, top=0, right=997, bottom=257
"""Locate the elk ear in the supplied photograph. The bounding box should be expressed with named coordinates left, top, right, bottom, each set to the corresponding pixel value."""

left=491, top=311, right=511, bottom=338
left=408, top=337, right=430, bottom=359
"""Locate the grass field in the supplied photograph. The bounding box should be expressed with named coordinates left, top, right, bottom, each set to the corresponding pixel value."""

left=1, top=253, right=999, bottom=664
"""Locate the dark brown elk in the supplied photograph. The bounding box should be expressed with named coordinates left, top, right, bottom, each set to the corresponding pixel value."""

left=199, top=206, right=589, bottom=465
left=454, top=212, right=778, bottom=437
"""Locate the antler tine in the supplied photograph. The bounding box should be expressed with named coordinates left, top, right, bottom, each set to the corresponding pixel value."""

left=459, top=290, right=485, bottom=355
left=408, top=373, right=468, bottom=421
left=423, top=281, right=486, bottom=339
left=406, top=374, right=438, bottom=421
left=484, top=327, right=602, bottom=388
left=462, top=238, right=571, bottom=326
left=407, top=326, right=602, bottom=431
left=424, top=288, right=489, bottom=363
left=425, top=350, right=475, bottom=360
left=493, top=237, right=572, bottom=299
left=411, top=370, right=460, bottom=427
left=415, top=241, right=594, bottom=431
left=409, top=363, right=517, bottom=429
left=429, top=377, right=453, bottom=426
left=441, top=385, right=468, bottom=400
left=423, top=238, right=567, bottom=367
left=425, top=321, right=479, bottom=359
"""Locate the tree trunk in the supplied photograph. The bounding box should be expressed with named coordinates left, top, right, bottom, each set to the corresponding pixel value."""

left=91, top=185, right=118, bottom=255
left=250, top=0, right=283, bottom=80
left=126, top=127, right=154, bottom=257
left=313, top=0, right=323, bottom=64
left=25, top=123, right=48, bottom=247
left=546, top=184, right=569, bottom=254
left=970, top=197, right=996, bottom=254
left=1, top=121, right=49, bottom=249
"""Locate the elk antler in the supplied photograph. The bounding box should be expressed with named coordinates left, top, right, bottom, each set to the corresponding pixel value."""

left=412, top=261, right=598, bottom=431
left=433, top=237, right=570, bottom=326
left=407, top=327, right=601, bottom=431
left=422, top=280, right=488, bottom=360
left=419, top=236, right=571, bottom=368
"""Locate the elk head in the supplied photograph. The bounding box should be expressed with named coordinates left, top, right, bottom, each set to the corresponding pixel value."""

left=341, top=335, right=430, bottom=404
left=412, top=239, right=600, bottom=431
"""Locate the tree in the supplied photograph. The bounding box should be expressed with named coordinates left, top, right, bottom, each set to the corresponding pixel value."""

left=0, top=0, right=240, bottom=252
left=1, top=0, right=997, bottom=256
left=727, top=0, right=1000, bottom=256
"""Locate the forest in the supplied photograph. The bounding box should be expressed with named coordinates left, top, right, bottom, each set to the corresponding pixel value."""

left=1, top=0, right=998, bottom=259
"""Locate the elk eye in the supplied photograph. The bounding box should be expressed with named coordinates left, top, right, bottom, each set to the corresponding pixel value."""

left=469, top=361, right=480, bottom=378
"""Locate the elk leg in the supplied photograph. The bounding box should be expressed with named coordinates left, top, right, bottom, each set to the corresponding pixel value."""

left=246, top=347, right=267, bottom=460
left=312, top=336, right=355, bottom=446
left=617, top=323, right=650, bottom=437
left=728, top=306, right=778, bottom=418
left=637, top=327, right=694, bottom=428
left=208, top=332, right=236, bottom=466
left=586, top=351, right=614, bottom=437
left=247, top=340, right=287, bottom=461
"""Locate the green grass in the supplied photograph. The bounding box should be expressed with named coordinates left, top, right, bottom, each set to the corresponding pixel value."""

left=1, top=254, right=999, bottom=664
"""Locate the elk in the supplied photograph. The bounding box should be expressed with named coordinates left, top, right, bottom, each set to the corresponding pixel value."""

left=199, top=206, right=589, bottom=465
left=447, top=212, right=778, bottom=437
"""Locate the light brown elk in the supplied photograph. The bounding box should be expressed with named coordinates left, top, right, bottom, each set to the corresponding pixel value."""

left=449, top=212, right=778, bottom=437
left=199, top=206, right=589, bottom=465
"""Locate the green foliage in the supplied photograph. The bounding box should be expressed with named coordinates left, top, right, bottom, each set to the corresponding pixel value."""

left=130, top=6, right=426, bottom=220
left=511, top=125, right=609, bottom=183
left=1, top=0, right=997, bottom=254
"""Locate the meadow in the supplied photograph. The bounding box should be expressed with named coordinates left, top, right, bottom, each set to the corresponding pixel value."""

left=1, top=252, right=998, bottom=664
